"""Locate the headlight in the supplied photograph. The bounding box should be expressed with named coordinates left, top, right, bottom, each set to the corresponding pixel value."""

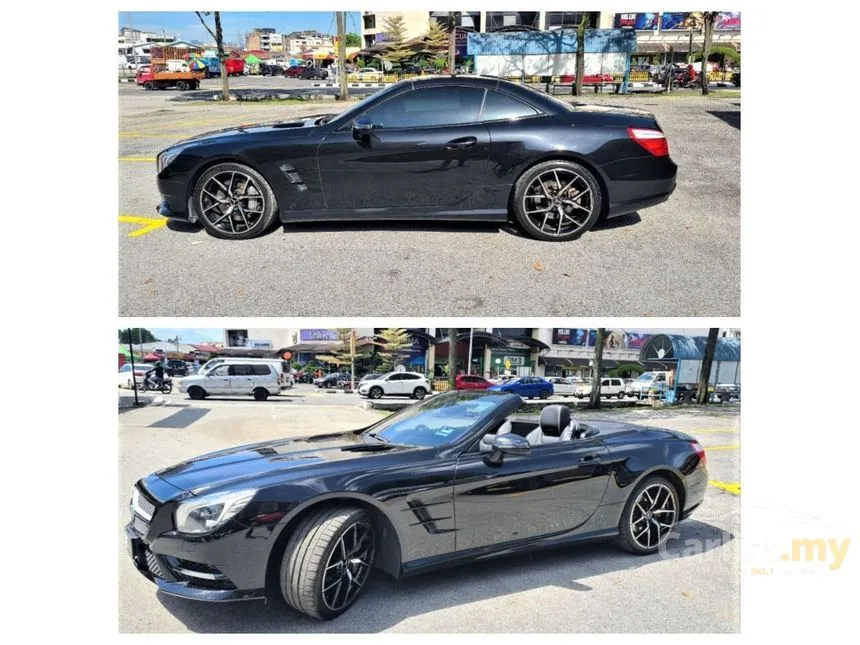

left=157, top=147, right=186, bottom=172
left=174, top=488, right=257, bottom=534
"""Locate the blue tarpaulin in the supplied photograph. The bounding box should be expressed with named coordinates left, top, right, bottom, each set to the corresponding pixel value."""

left=467, top=29, right=637, bottom=56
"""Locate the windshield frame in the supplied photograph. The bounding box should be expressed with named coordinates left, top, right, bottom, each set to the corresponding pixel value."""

left=359, top=391, right=520, bottom=451
left=324, top=81, right=410, bottom=129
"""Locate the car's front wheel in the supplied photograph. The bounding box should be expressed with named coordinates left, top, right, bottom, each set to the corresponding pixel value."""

left=539, top=389, right=550, bottom=399
left=512, top=160, right=602, bottom=242
left=368, top=386, right=383, bottom=400
left=187, top=386, right=206, bottom=400
left=617, top=475, right=679, bottom=555
left=280, top=506, right=375, bottom=620
left=192, top=162, right=278, bottom=240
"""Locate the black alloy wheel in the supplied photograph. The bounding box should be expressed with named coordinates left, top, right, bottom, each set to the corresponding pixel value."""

left=192, top=163, right=278, bottom=239
left=512, top=160, right=602, bottom=242
left=617, top=476, right=679, bottom=554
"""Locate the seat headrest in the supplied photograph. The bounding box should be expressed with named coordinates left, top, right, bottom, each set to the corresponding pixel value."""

left=539, top=405, right=571, bottom=437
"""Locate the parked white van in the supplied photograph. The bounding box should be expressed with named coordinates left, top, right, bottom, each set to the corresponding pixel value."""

left=178, top=362, right=281, bottom=401
left=198, top=357, right=293, bottom=389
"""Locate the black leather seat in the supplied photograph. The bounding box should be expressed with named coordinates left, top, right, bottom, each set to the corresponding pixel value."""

left=524, top=405, right=571, bottom=447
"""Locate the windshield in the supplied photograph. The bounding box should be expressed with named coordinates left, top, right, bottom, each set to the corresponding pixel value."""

left=365, top=392, right=506, bottom=447
left=635, top=373, right=655, bottom=382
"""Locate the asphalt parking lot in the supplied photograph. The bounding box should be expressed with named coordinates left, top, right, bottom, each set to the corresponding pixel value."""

left=118, top=78, right=740, bottom=317
left=118, top=398, right=739, bottom=633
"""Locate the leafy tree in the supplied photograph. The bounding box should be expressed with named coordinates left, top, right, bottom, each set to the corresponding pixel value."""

left=195, top=11, right=230, bottom=101
left=383, top=15, right=412, bottom=64
left=587, top=328, right=606, bottom=409
left=345, top=32, right=361, bottom=47
left=422, top=19, right=448, bottom=61
left=119, top=328, right=158, bottom=344
left=316, top=329, right=371, bottom=377
left=374, top=328, right=413, bottom=372
left=699, top=12, right=717, bottom=95
left=696, top=328, right=720, bottom=404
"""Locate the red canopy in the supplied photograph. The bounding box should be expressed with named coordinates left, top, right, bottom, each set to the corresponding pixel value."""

left=143, top=353, right=161, bottom=361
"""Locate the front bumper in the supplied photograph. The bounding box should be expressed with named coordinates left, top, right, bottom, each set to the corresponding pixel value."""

left=125, top=523, right=265, bottom=602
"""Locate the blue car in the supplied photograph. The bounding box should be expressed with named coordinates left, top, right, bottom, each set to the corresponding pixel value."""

left=488, top=376, right=554, bottom=399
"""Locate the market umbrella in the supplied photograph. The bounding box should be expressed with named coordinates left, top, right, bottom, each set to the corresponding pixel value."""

left=188, top=59, right=207, bottom=71
left=143, top=352, right=161, bottom=362
left=119, top=346, right=143, bottom=360
left=245, top=54, right=262, bottom=65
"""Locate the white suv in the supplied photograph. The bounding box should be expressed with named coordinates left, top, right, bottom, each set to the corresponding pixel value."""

left=178, top=362, right=281, bottom=401
left=574, top=377, right=626, bottom=399
left=358, top=372, right=431, bottom=400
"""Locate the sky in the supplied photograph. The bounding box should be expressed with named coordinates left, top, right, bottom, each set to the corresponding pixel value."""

left=149, top=328, right=223, bottom=344
left=119, top=11, right=362, bottom=45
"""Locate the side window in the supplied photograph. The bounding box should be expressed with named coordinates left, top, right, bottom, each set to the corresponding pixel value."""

left=403, top=374, right=420, bottom=380
left=252, top=364, right=271, bottom=376
left=481, top=90, right=539, bottom=122
left=120, top=364, right=130, bottom=373
left=387, top=374, right=402, bottom=381
left=365, top=86, right=485, bottom=129
left=655, top=374, right=665, bottom=382
left=211, top=365, right=229, bottom=376
left=602, top=379, right=610, bottom=387
left=228, top=364, right=252, bottom=376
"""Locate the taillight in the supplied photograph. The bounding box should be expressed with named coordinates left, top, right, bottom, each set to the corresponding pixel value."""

left=628, top=127, right=669, bottom=157
left=691, top=441, right=707, bottom=468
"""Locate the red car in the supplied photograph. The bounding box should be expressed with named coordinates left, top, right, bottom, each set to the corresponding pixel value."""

left=560, top=73, right=614, bottom=84
left=455, top=374, right=492, bottom=390
left=283, top=65, right=306, bottom=78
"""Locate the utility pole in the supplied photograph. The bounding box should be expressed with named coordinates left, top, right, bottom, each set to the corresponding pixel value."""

left=127, top=328, right=139, bottom=406
left=467, top=328, right=474, bottom=375
left=350, top=328, right=356, bottom=390
left=336, top=11, right=348, bottom=101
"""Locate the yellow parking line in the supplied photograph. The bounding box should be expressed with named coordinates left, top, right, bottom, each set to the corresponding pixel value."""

left=118, top=215, right=167, bottom=238
left=709, top=480, right=741, bottom=495
left=704, top=444, right=740, bottom=451
left=119, top=156, right=156, bottom=162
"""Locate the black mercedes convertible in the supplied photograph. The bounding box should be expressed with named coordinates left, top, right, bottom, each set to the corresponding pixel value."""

left=126, top=391, right=707, bottom=620
left=155, top=76, right=677, bottom=241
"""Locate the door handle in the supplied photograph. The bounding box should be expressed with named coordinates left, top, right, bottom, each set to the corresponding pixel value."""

left=446, top=136, right=477, bottom=150
left=578, top=454, right=601, bottom=465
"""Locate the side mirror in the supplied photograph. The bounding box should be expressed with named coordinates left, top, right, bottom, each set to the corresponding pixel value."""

left=352, top=117, right=373, bottom=140
left=486, top=433, right=530, bottom=465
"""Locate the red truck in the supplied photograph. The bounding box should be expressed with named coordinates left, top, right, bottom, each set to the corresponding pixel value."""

left=135, top=65, right=204, bottom=90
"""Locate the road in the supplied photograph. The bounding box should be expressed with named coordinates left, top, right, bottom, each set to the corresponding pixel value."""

left=118, top=399, right=740, bottom=632
left=118, top=80, right=740, bottom=317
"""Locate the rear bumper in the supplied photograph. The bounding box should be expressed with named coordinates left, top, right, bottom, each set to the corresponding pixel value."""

left=604, top=156, right=678, bottom=219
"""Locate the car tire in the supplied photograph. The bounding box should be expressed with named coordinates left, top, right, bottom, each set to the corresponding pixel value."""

left=188, top=386, right=206, bottom=400
left=616, top=475, right=679, bottom=555
left=144, top=81, right=154, bottom=90
left=279, top=505, right=375, bottom=620
left=511, top=159, right=603, bottom=242
left=617, top=392, right=625, bottom=399
left=253, top=388, right=270, bottom=401
left=539, top=389, right=550, bottom=399
left=192, top=162, right=279, bottom=240
left=369, top=386, right=383, bottom=400
left=413, top=387, right=427, bottom=400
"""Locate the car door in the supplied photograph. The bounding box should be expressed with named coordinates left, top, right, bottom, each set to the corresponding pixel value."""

left=453, top=435, right=611, bottom=552
left=316, top=85, right=492, bottom=210
left=227, top=364, right=256, bottom=395
left=206, top=365, right=232, bottom=394
left=385, top=373, right=407, bottom=395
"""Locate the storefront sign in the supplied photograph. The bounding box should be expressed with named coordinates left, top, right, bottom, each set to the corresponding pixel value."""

left=553, top=328, right=590, bottom=346
left=661, top=12, right=740, bottom=31
left=300, top=329, right=339, bottom=341
left=623, top=333, right=652, bottom=350
left=248, top=339, right=272, bottom=349
left=615, top=13, right=660, bottom=30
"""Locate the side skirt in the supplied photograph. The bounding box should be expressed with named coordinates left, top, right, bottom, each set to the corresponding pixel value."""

left=280, top=207, right=509, bottom=224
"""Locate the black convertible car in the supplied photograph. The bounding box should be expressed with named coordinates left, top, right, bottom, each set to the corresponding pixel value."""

left=155, top=76, right=677, bottom=241
left=126, top=391, right=707, bottom=620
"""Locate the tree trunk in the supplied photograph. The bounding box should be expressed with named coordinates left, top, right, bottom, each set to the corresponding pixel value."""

left=573, top=14, right=587, bottom=96
left=696, top=328, right=720, bottom=404
left=447, top=12, right=457, bottom=75
left=336, top=12, right=348, bottom=101
left=587, top=328, right=606, bottom=409
left=447, top=327, right=457, bottom=391
left=700, top=13, right=715, bottom=95
left=215, top=12, right=229, bottom=101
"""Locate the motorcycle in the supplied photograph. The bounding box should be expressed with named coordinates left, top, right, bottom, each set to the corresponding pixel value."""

left=140, top=375, right=173, bottom=394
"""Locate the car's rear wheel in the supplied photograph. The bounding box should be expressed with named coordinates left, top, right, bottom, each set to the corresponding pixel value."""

left=192, top=162, right=278, bottom=240
left=253, top=388, right=269, bottom=401
left=280, top=506, right=375, bottom=620
left=617, top=391, right=625, bottom=399
left=413, top=387, right=427, bottom=400
left=188, top=386, right=206, bottom=400
left=176, top=80, right=189, bottom=91
left=368, top=386, right=383, bottom=400
left=512, top=160, right=602, bottom=242
left=539, top=389, right=550, bottom=399
left=617, top=475, right=679, bottom=555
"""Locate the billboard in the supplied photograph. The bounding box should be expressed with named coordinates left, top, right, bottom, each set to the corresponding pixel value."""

left=616, top=13, right=660, bottom=30
left=552, top=328, right=598, bottom=346
left=300, top=329, right=339, bottom=341
left=623, top=332, right=652, bottom=350
left=661, top=12, right=741, bottom=31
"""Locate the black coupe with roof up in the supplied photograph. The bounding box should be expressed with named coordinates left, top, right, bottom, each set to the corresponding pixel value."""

left=155, top=76, right=677, bottom=241
left=126, top=391, right=707, bottom=620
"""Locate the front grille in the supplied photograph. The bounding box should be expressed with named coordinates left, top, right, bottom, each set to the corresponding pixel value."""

left=144, top=549, right=164, bottom=578
left=132, top=515, right=150, bottom=536
left=135, top=488, right=156, bottom=517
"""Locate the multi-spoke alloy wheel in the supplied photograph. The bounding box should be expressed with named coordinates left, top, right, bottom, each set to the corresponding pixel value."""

left=321, top=522, right=375, bottom=612
left=280, top=506, right=376, bottom=620
left=512, top=160, right=602, bottom=241
left=617, top=476, right=678, bottom=554
left=192, top=162, right=277, bottom=239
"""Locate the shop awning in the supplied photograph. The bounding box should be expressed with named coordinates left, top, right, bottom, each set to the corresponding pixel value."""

left=639, top=334, right=741, bottom=362
left=511, top=335, right=550, bottom=351
left=540, top=356, right=590, bottom=367
left=218, top=347, right=278, bottom=358
left=406, top=329, right=438, bottom=345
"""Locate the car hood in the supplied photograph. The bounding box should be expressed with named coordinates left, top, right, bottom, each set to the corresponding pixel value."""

left=153, top=431, right=418, bottom=495
left=173, top=114, right=335, bottom=145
